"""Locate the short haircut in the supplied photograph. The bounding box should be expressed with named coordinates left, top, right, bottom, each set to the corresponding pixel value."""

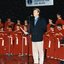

left=0, top=26, right=3, bottom=29
left=16, top=25, right=20, bottom=27
left=33, top=8, right=40, bottom=13
left=57, top=13, right=61, bottom=16
left=57, top=24, right=62, bottom=27
left=8, top=25, right=12, bottom=29
left=50, top=25, right=55, bottom=28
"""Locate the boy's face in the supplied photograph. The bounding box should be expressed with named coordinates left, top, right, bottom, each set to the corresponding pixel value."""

left=57, top=26, right=62, bottom=30
left=16, top=26, right=20, bottom=30
left=50, top=27, right=54, bottom=31
left=17, top=20, right=20, bottom=25
left=0, top=28, right=3, bottom=31
left=24, top=20, right=28, bottom=25
left=57, top=14, right=61, bottom=19
left=17, top=20, right=20, bottom=23
left=7, top=18, right=11, bottom=22
left=8, top=28, right=12, bottom=31
left=49, top=19, right=53, bottom=24
left=33, top=10, right=39, bottom=17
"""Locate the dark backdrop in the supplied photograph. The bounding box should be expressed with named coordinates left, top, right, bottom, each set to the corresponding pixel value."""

left=0, top=0, right=64, bottom=23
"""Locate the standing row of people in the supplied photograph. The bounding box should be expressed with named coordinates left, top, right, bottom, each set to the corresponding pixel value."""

left=0, top=8, right=64, bottom=64
left=0, top=18, right=28, bottom=32
left=0, top=17, right=31, bottom=55
left=44, top=13, right=64, bottom=64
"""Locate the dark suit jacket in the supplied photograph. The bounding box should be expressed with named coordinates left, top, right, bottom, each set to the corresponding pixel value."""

left=29, top=17, right=47, bottom=42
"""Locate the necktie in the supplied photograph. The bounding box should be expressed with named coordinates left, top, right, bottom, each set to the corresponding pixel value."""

left=34, top=18, right=38, bottom=26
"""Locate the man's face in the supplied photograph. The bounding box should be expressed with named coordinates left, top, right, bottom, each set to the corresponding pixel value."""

left=33, top=10, right=39, bottom=17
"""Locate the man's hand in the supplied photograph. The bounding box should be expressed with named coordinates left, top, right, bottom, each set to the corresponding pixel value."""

left=24, top=31, right=29, bottom=35
left=20, top=27, right=29, bottom=35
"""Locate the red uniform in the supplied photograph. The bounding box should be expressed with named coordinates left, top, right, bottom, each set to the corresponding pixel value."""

left=43, top=33, right=49, bottom=50
left=22, top=25, right=30, bottom=55
left=14, top=24, right=23, bottom=30
left=0, top=23, right=3, bottom=27
left=0, top=31, right=5, bottom=55
left=47, top=24, right=51, bottom=31
left=5, top=21, right=14, bottom=31
left=22, top=35, right=28, bottom=55
left=47, top=24, right=55, bottom=31
left=46, top=30, right=56, bottom=59
left=14, top=30, right=23, bottom=55
left=56, top=19, right=64, bottom=25
left=27, top=35, right=32, bottom=56
left=4, top=31, right=15, bottom=55
left=43, top=32, right=50, bottom=61
left=54, top=29, right=64, bottom=60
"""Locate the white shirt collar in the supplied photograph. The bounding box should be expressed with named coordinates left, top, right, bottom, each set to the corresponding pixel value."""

left=34, top=16, right=39, bottom=20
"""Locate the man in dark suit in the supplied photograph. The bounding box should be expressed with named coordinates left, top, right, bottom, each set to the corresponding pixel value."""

left=28, top=8, right=47, bottom=64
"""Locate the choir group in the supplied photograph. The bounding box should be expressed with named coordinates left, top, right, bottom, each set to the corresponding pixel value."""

left=0, top=17, right=32, bottom=56
left=44, top=13, right=64, bottom=61
left=0, top=13, right=64, bottom=63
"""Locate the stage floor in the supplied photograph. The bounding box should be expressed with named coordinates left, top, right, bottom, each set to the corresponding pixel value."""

left=0, top=55, right=60, bottom=64
left=0, top=55, right=33, bottom=64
